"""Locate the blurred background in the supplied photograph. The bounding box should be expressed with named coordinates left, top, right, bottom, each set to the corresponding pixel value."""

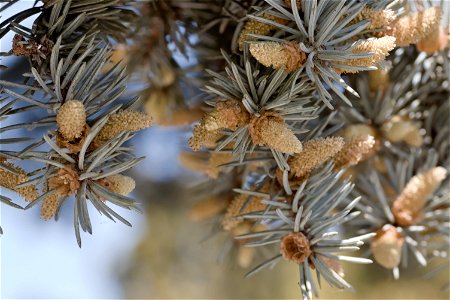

left=0, top=2, right=448, bottom=299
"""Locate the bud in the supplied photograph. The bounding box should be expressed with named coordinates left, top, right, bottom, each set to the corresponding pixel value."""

left=56, top=100, right=86, bottom=141
left=204, top=100, right=250, bottom=131
left=40, top=193, right=60, bottom=221
left=371, top=226, right=404, bottom=269
left=368, top=68, right=390, bottom=93
left=280, top=232, right=312, bottom=264
left=105, top=174, right=136, bottom=196
left=188, top=196, right=229, bottom=222
left=416, top=26, right=447, bottom=54
left=223, top=192, right=268, bottom=231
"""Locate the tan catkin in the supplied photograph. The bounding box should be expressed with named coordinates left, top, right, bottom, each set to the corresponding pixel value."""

left=223, top=193, right=268, bottom=231
left=0, top=162, right=38, bottom=202
left=390, top=7, right=442, bottom=47
left=250, top=41, right=306, bottom=73
left=238, top=14, right=289, bottom=50
left=334, top=36, right=396, bottom=73
left=204, top=100, right=250, bottom=131
left=334, top=135, right=376, bottom=170
left=288, top=137, right=345, bottom=178
left=96, top=110, right=152, bottom=143
left=56, top=100, right=86, bottom=141
left=249, top=113, right=302, bottom=154
left=392, top=167, right=447, bottom=226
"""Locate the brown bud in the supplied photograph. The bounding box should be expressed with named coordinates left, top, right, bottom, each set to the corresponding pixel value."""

left=188, top=196, right=229, bottom=222
left=280, top=232, right=312, bottom=264
left=104, top=174, right=136, bottom=196
left=204, top=100, right=250, bottom=131
left=368, top=68, right=390, bottom=93
left=334, top=135, right=376, bottom=170
left=0, top=162, right=38, bottom=202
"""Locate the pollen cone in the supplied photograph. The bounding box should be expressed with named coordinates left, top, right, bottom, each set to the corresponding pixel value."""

left=249, top=113, right=302, bottom=154
left=392, top=167, right=447, bottom=226
left=56, top=100, right=86, bottom=141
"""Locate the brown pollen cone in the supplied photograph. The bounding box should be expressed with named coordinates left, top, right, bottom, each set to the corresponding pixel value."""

left=250, top=41, right=306, bottom=73
left=392, top=167, right=447, bottom=226
left=371, top=226, right=404, bottom=269
left=56, top=100, right=87, bottom=142
left=280, top=232, right=312, bottom=264
left=204, top=100, right=250, bottom=131
left=249, top=112, right=302, bottom=154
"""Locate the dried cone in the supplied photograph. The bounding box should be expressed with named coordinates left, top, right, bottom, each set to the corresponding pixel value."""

left=0, top=162, right=38, bottom=202
left=95, top=110, right=152, bottom=144
left=249, top=113, right=302, bottom=154
left=371, top=226, right=404, bottom=269
left=56, top=100, right=86, bottom=141
left=288, top=137, right=345, bottom=178
left=368, top=68, right=390, bottom=93
left=334, top=135, right=376, bottom=170
left=238, top=13, right=289, bottom=50
left=416, top=26, right=448, bottom=54
left=48, top=168, right=80, bottom=198
left=250, top=41, right=306, bottom=73
left=280, top=232, right=312, bottom=264
left=390, top=7, right=442, bottom=47
left=334, top=36, right=396, bottom=73
left=392, top=167, right=447, bottom=226
left=204, top=100, right=250, bottom=131
left=105, top=174, right=136, bottom=196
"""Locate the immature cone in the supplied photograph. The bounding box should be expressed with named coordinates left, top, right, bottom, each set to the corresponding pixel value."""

left=342, top=124, right=380, bottom=158
left=335, top=36, right=396, bottom=73
left=416, top=26, right=448, bottom=54
left=334, top=135, right=376, bottom=170
left=250, top=41, right=306, bottom=73
left=392, top=167, right=447, bottom=226
left=0, top=162, right=38, bottom=202
left=105, top=174, right=136, bottom=196
left=390, top=7, right=442, bottom=47
left=368, top=69, right=390, bottom=93
left=96, top=110, right=152, bottom=143
left=280, top=232, right=312, bottom=264
left=238, top=14, right=289, bottom=50
left=204, top=100, right=250, bottom=131
left=56, top=100, right=86, bottom=141
left=371, top=226, right=404, bottom=269
left=288, top=137, right=345, bottom=178
left=249, top=113, right=302, bottom=154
